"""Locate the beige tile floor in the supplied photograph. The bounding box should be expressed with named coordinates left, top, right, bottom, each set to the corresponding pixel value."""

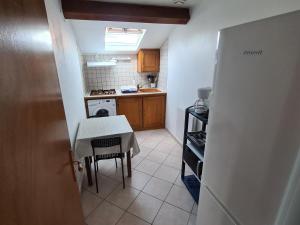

left=81, top=129, right=197, bottom=225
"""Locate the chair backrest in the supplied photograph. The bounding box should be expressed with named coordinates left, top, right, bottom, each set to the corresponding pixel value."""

left=91, top=137, right=121, bottom=148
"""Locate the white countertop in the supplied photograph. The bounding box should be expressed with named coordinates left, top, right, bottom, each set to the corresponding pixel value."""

left=84, top=88, right=167, bottom=99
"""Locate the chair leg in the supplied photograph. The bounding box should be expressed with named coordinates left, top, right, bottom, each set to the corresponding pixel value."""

left=120, top=156, right=125, bottom=189
left=96, top=161, right=99, bottom=172
left=94, top=158, right=99, bottom=193
left=115, top=158, right=118, bottom=168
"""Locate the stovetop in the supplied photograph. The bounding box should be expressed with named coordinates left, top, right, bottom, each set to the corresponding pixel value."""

left=90, top=89, right=116, bottom=96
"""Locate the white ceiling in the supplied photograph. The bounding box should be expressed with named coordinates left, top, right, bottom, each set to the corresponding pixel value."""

left=70, top=0, right=200, bottom=54
left=71, top=20, right=177, bottom=54
left=91, top=0, right=198, bottom=7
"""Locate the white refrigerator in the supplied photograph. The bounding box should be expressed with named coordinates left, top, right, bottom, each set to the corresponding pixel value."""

left=197, top=11, right=300, bottom=225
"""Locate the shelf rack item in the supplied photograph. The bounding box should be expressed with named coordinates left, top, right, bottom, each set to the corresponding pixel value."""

left=181, top=106, right=208, bottom=203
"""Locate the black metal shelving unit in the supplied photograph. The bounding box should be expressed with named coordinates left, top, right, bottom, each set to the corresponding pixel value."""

left=181, top=106, right=208, bottom=203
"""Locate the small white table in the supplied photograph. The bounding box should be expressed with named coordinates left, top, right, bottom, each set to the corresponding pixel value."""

left=75, top=115, right=140, bottom=186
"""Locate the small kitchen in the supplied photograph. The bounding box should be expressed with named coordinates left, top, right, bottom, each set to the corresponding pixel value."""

left=65, top=10, right=198, bottom=224
left=54, top=1, right=300, bottom=224
left=47, top=0, right=300, bottom=224
left=83, top=48, right=167, bottom=131
left=58, top=1, right=205, bottom=223
left=3, top=0, right=300, bottom=225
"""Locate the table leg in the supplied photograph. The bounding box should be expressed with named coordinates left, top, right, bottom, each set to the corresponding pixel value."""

left=84, top=157, right=93, bottom=186
left=126, top=151, right=132, bottom=177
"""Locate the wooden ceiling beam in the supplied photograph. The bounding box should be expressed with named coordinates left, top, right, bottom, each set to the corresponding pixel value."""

left=61, top=0, right=190, bottom=24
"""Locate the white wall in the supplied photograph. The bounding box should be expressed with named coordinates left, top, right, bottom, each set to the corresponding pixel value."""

left=166, top=0, right=300, bottom=142
left=44, top=0, right=86, bottom=148
left=157, top=40, right=168, bottom=91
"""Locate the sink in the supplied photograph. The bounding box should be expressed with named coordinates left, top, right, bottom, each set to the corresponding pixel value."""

left=139, top=88, right=162, bottom=93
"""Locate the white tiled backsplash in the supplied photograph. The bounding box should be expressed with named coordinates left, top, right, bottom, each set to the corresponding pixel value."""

left=82, top=54, right=150, bottom=91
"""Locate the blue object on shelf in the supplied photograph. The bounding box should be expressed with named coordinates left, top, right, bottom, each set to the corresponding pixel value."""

left=182, top=175, right=201, bottom=203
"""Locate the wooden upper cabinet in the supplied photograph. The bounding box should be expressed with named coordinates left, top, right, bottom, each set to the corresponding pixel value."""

left=143, top=95, right=166, bottom=129
left=117, top=97, right=143, bottom=130
left=137, top=49, right=160, bottom=73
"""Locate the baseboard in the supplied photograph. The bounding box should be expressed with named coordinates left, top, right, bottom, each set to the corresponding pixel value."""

left=165, top=128, right=183, bottom=146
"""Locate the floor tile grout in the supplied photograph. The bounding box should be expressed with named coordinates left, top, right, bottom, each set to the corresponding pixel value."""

left=82, top=194, right=104, bottom=220
left=83, top=129, right=195, bottom=225
left=84, top=169, right=194, bottom=218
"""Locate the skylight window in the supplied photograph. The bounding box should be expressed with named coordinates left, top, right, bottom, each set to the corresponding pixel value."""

left=105, top=27, right=146, bottom=51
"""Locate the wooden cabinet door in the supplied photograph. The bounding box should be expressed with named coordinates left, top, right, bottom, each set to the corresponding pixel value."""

left=143, top=50, right=160, bottom=72
left=143, top=95, right=166, bottom=129
left=0, top=1, right=84, bottom=225
left=138, top=49, right=160, bottom=73
left=117, top=97, right=143, bottom=130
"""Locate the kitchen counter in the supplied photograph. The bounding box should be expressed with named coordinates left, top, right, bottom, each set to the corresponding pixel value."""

left=84, top=88, right=166, bottom=130
left=84, top=89, right=167, bottom=100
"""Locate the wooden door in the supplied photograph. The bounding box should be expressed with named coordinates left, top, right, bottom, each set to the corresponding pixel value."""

left=138, top=49, right=160, bottom=72
left=0, top=1, right=84, bottom=225
left=117, top=97, right=143, bottom=130
left=143, top=95, right=166, bottom=129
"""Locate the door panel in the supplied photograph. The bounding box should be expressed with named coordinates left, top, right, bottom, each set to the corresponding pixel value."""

left=203, top=12, right=300, bottom=225
left=137, top=49, right=160, bottom=72
left=117, top=97, right=143, bottom=130
left=143, top=95, right=165, bottom=129
left=0, top=0, right=84, bottom=225
left=183, top=146, right=203, bottom=179
left=143, top=50, right=160, bottom=72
